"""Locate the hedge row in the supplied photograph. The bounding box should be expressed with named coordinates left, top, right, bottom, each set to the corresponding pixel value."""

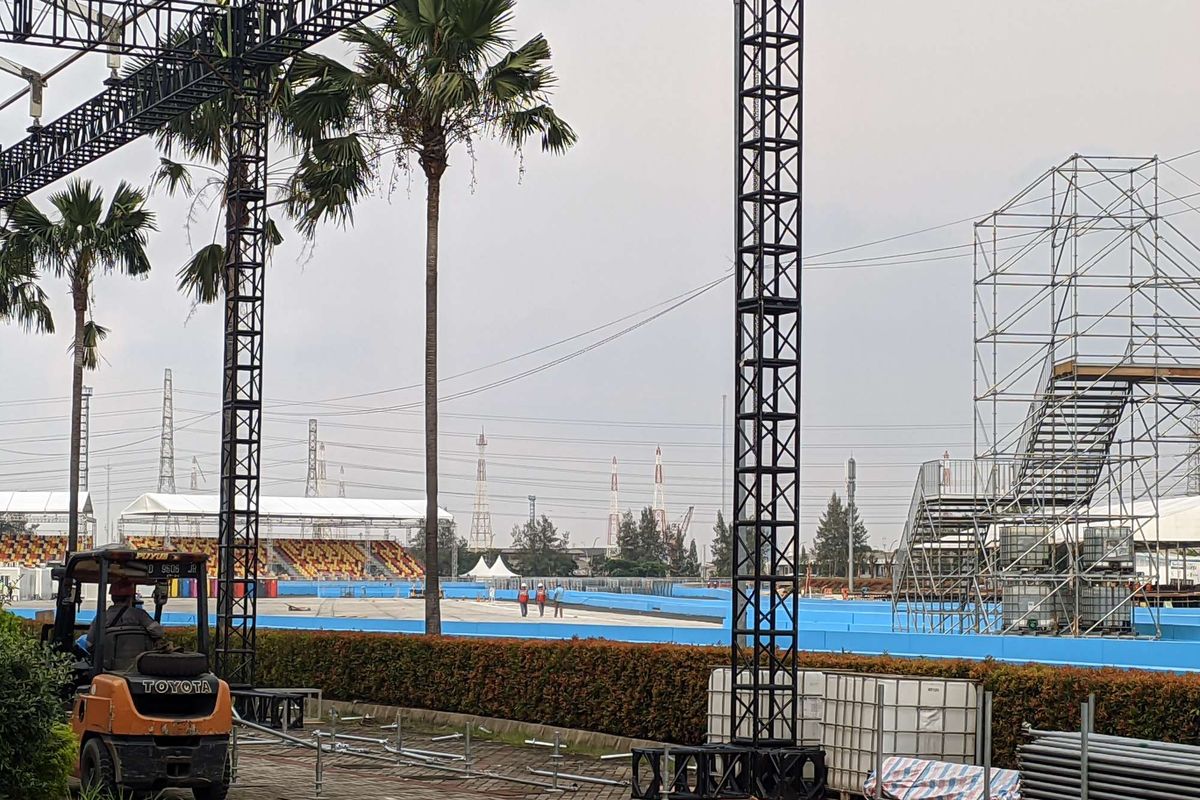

left=247, top=630, right=1200, bottom=769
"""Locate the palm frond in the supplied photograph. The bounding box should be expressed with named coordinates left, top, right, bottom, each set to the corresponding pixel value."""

left=77, top=319, right=109, bottom=370
left=0, top=262, right=54, bottom=334
left=483, top=34, right=553, bottom=101
left=497, top=104, right=577, bottom=155
left=150, top=158, right=195, bottom=196
left=177, top=244, right=226, bottom=305
left=265, top=218, right=284, bottom=247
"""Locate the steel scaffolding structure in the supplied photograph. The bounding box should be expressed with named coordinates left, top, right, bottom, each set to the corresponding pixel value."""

left=894, top=155, right=1200, bottom=636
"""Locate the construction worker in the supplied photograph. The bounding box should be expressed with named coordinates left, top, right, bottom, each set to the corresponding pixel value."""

left=551, top=581, right=565, bottom=618
left=517, top=583, right=530, bottom=617
left=536, top=582, right=547, bottom=617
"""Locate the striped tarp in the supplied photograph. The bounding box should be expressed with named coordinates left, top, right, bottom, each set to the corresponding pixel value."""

left=864, top=756, right=1020, bottom=800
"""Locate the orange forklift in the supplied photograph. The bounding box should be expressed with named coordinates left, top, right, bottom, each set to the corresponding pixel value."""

left=47, top=545, right=233, bottom=799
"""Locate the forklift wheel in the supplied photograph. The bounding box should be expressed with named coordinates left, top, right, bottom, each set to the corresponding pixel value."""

left=80, top=739, right=117, bottom=796
left=191, top=758, right=231, bottom=800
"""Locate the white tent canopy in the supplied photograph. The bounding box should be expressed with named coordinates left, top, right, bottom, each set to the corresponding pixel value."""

left=0, top=491, right=93, bottom=516
left=488, top=555, right=518, bottom=578
left=462, top=556, right=493, bottom=579
left=120, top=493, right=451, bottom=524
left=460, top=554, right=519, bottom=579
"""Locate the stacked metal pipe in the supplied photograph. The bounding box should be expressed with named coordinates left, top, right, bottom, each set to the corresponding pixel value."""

left=1019, top=728, right=1200, bottom=800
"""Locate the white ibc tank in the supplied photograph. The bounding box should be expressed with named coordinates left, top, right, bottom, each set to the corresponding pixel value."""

left=821, top=672, right=979, bottom=794
left=1002, top=581, right=1061, bottom=633
left=706, top=667, right=824, bottom=746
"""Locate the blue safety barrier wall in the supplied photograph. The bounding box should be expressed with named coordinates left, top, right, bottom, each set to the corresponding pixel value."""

left=276, top=581, right=488, bottom=599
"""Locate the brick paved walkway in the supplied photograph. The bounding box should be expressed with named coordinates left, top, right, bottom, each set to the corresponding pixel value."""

left=219, top=723, right=632, bottom=800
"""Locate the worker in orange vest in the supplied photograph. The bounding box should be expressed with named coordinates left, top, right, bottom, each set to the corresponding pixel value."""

left=536, top=582, right=548, bottom=617
left=518, top=583, right=530, bottom=617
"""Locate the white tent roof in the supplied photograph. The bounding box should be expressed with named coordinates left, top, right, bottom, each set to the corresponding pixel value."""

left=488, top=555, right=518, bottom=577
left=462, top=556, right=493, bottom=578
left=460, top=554, right=519, bottom=579
left=0, top=491, right=93, bottom=515
left=120, top=493, right=451, bottom=523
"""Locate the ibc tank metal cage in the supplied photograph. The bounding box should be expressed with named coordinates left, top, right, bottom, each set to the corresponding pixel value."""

left=895, top=155, right=1200, bottom=636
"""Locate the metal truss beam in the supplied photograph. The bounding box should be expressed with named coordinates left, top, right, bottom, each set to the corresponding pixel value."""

left=731, top=0, right=803, bottom=747
left=0, top=0, right=393, bottom=205
left=0, top=0, right=215, bottom=58
left=213, top=62, right=267, bottom=688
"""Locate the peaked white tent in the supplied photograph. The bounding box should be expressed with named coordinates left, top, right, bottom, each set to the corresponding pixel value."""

left=460, top=554, right=519, bottom=579
left=462, top=556, right=493, bottom=579
left=489, top=555, right=518, bottom=578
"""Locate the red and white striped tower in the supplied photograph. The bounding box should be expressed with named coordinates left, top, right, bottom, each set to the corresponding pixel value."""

left=653, top=446, right=668, bottom=538
left=606, top=457, right=620, bottom=553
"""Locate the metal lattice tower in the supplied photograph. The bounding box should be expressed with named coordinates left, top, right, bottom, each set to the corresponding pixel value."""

left=606, top=457, right=620, bottom=553
left=469, top=430, right=494, bottom=550
left=214, top=61, right=269, bottom=687
left=528, top=495, right=536, bottom=523
left=305, top=419, right=319, bottom=498
left=158, top=368, right=176, bottom=493
left=78, top=385, right=92, bottom=493
left=653, top=446, right=667, bottom=537
left=338, top=466, right=346, bottom=498
left=731, top=0, right=803, bottom=746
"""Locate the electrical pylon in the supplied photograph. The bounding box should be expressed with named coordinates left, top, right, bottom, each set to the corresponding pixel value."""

left=305, top=419, right=319, bottom=498
left=607, top=457, right=620, bottom=553
left=157, top=368, right=176, bottom=494
left=653, top=446, right=667, bottom=537
left=469, top=430, right=494, bottom=549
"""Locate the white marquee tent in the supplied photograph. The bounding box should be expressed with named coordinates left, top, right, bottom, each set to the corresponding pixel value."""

left=118, top=493, right=452, bottom=542
left=460, top=554, right=519, bottom=579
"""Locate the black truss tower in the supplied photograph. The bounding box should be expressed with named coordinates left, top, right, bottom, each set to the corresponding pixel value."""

left=731, top=0, right=802, bottom=746
left=214, top=56, right=268, bottom=687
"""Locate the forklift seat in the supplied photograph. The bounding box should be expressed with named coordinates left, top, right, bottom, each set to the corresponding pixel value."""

left=103, top=626, right=157, bottom=672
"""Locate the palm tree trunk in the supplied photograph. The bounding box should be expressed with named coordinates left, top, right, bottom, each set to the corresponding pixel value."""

left=424, top=170, right=443, bottom=636
left=67, top=281, right=86, bottom=554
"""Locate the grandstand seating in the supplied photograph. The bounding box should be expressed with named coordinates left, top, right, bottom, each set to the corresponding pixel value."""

left=120, top=536, right=423, bottom=580
left=0, top=533, right=91, bottom=567
left=371, top=541, right=423, bottom=578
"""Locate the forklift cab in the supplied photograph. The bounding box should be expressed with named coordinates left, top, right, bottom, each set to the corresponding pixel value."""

left=50, top=544, right=210, bottom=680
left=47, top=545, right=232, bottom=799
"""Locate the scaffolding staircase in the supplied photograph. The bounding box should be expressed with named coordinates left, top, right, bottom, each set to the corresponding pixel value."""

left=894, top=359, right=1200, bottom=629
left=1009, top=361, right=1132, bottom=512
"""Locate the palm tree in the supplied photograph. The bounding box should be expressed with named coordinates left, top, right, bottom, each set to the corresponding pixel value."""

left=150, top=65, right=370, bottom=304
left=0, top=179, right=156, bottom=553
left=289, top=0, right=576, bottom=634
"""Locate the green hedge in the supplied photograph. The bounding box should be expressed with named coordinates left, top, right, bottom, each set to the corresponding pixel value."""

left=248, top=630, right=1200, bottom=768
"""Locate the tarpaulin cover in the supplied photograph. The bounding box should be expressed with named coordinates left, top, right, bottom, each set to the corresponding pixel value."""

left=864, top=756, right=1020, bottom=800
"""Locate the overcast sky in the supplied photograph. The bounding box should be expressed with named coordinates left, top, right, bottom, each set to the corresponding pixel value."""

left=4, top=1, right=1200, bottom=555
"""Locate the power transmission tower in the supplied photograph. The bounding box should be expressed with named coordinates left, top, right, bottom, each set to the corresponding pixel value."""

left=158, top=368, right=176, bottom=493
left=528, top=495, right=536, bottom=524
left=305, top=419, right=319, bottom=498
left=606, top=457, right=620, bottom=554
left=469, top=430, right=494, bottom=550
left=338, top=466, right=346, bottom=498
left=653, top=446, right=667, bottom=538
left=846, top=456, right=857, bottom=593
left=190, top=456, right=205, bottom=492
